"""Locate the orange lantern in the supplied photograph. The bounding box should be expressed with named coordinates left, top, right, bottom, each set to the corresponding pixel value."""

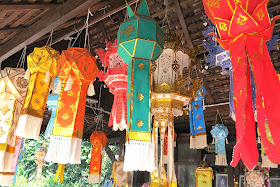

left=88, top=131, right=108, bottom=183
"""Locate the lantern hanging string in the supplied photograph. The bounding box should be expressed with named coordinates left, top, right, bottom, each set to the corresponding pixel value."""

left=16, top=46, right=27, bottom=69
left=215, top=109, right=224, bottom=124
left=46, top=30, right=53, bottom=47
left=161, top=0, right=171, bottom=30
left=84, top=8, right=93, bottom=52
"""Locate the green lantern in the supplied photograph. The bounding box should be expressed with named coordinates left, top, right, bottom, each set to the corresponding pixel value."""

left=117, top=0, right=164, bottom=172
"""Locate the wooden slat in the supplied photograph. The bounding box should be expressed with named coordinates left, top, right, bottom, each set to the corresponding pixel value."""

left=0, top=3, right=61, bottom=10
left=10, top=9, right=40, bottom=28
left=0, top=10, right=22, bottom=29
left=0, top=0, right=101, bottom=61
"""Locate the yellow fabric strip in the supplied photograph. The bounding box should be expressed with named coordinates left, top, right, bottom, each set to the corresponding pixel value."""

left=54, top=164, right=65, bottom=183
left=128, top=131, right=151, bottom=142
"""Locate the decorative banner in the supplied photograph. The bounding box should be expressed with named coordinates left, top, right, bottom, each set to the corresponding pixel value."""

left=195, top=162, right=213, bottom=187
left=189, top=84, right=207, bottom=149
left=117, top=0, right=164, bottom=172
left=0, top=68, right=28, bottom=186
left=202, top=0, right=280, bottom=170
left=210, top=124, right=229, bottom=166
left=88, top=131, right=107, bottom=183
left=245, top=162, right=270, bottom=187
left=44, top=78, right=60, bottom=138
left=45, top=48, right=99, bottom=165
left=96, top=39, right=128, bottom=131
left=111, top=161, right=133, bottom=186
left=15, top=46, right=59, bottom=140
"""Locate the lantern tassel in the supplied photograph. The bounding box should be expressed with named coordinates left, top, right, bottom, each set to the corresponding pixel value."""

left=54, top=164, right=65, bottom=183
left=54, top=79, right=62, bottom=94
left=190, top=134, right=207, bottom=149
left=226, top=138, right=229, bottom=144
left=262, top=155, right=278, bottom=168
left=64, top=77, right=73, bottom=91
left=215, top=153, right=227, bottom=166
left=44, top=71, right=50, bottom=82
left=87, top=82, right=95, bottom=96
left=24, top=68, right=30, bottom=79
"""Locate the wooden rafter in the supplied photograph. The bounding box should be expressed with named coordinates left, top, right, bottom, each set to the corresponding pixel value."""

left=0, top=3, right=61, bottom=10
left=0, top=0, right=101, bottom=62
left=100, top=21, right=108, bottom=41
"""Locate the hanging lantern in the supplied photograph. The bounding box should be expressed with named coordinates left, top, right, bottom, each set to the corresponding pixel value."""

left=15, top=46, right=59, bottom=140
left=245, top=162, right=270, bottom=187
left=96, top=39, right=128, bottom=131
left=195, top=161, right=214, bottom=187
left=117, top=0, right=164, bottom=172
left=111, top=160, right=133, bottom=186
left=35, top=141, right=47, bottom=181
left=88, top=131, right=107, bottom=183
left=210, top=124, right=229, bottom=166
left=44, top=78, right=60, bottom=138
left=0, top=68, right=28, bottom=186
left=45, top=48, right=99, bottom=166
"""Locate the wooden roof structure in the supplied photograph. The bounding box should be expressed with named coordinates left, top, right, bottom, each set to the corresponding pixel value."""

left=0, top=0, right=280, bottom=142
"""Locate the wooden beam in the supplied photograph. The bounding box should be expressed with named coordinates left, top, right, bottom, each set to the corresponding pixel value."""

left=100, top=21, right=108, bottom=41
left=104, top=144, right=117, bottom=163
left=0, top=0, right=101, bottom=62
left=0, top=27, right=26, bottom=32
left=0, top=3, right=61, bottom=10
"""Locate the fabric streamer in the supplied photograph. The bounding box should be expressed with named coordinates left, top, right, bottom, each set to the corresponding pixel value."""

left=210, top=124, right=229, bottom=166
left=117, top=0, right=164, bottom=172
left=88, top=131, right=107, bottom=183
left=202, top=0, right=280, bottom=170
left=45, top=48, right=99, bottom=167
left=0, top=68, right=28, bottom=186
left=15, top=46, right=59, bottom=140
left=96, top=39, right=128, bottom=131
left=111, top=161, right=133, bottom=186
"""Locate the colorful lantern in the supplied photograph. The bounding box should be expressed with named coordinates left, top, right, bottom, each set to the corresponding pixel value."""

left=88, top=131, right=107, bottom=183
left=15, top=46, right=59, bottom=139
left=96, top=39, right=128, bottom=131
left=117, top=0, right=164, bottom=172
left=202, top=0, right=280, bottom=170
left=111, top=160, right=133, bottom=186
left=210, top=124, right=229, bottom=166
left=35, top=142, right=47, bottom=181
left=44, top=78, right=60, bottom=138
left=0, top=68, right=28, bottom=186
left=189, top=84, right=207, bottom=149
left=245, top=163, right=270, bottom=187
left=195, top=162, right=214, bottom=187
left=45, top=48, right=99, bottom=165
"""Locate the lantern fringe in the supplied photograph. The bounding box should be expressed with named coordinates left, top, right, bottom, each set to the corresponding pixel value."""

left=87, top=82, right=95, bottom=96
left=112, top=106, right=127, bottom=131
left=0, top=173, right=14, bottom=186
left=215, top=154, right=227, bottom=166
left=45, top=136, right=81, bottom=164
left=44, top=71, right=50, bottom=82
left=190, top=135, right=207, bottom=149
left=0, top=152, right=13, bottom=171
left=64, top=77, right=73, bottom=91
left=124, top=141, right=155, bottom=172
left=262, top=155, right=278, bottom=168
left=54, top=79, right=62, bottom=94
left=24, top=68, right=30, bottom=79
left=15, top=114, right=42, bottom=139
left=88, top=174, right=101, bottom=183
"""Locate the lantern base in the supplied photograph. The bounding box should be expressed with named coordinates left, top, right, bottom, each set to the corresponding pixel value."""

left=0, top=173, right=14, bottom=186
left=124, top=141, right=155, bottom=172
left=262, top=155, right=278, bottom=168
left=15, top=114, right=42, bottom=139
left=0, top=151, right=14, bottom=171
left=215, top=154, right=227, bottom=166
left=88, top=174, right=101, bottom=183
left=45, top=136, right=82, bottom=164
left=190, top=135, right=207, bottom=149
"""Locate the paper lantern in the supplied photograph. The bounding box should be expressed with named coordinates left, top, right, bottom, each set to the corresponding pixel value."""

left=88, top=131, right=107, bottom=183
left=195, top=162, right=213, bottom=187
left=15, top=46, right=59, bottom=139
left=117, top=0, right=163, bottom=172
left=202, top=0, right=280, bottom=170
left=111, top=161, right=133, bottom=186
left=210, top=124, right=228, bottom=166
left=45, top=48, right=99, bottom=165
left=96, top=39, right=128, bottom=131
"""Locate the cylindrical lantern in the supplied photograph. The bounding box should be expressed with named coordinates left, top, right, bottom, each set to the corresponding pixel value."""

left=96, top=39, right=128, bottom=131
left=195, top=162, right=213, bottom=187
left=15, top=46, right=59, bottom=140
left=45, top=48, right=99, bottom=166
left=35, top=141, right=47, bottom=181
left=117, top=0, right=164, bottom=172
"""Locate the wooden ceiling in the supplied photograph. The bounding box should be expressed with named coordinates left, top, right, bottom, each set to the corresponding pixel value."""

left=0, top=0, right=280, bottom=140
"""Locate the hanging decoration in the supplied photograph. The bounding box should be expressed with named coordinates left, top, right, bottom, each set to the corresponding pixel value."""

left=210, top=124, right=229, bottom=166
left=35, top=141, right=47, bottom=181
left=202, top=0, right=280, bottom=170
left=195, top=161, right=214, bottom=187
left=15, top=46, right=59, bottom=140
left=45, top=48, right=99, bottom=166
left=12, top=138, right=25, bottom=185
left=189, top=84, right=207, bottom=149
left=88, top=131, right=107, bottom=183
left=117, top=0, right=164, bottom=172
left=0, top=68, right=28, bottom=186
left=45, top=78, right=60, bottom=138
left=244, top=162, right=270, bottom=187
left=111, top=159, right=133, bottom=186
left=151, top=31, right=192, bottom=186
left=96, top=39, right=128, bottom=131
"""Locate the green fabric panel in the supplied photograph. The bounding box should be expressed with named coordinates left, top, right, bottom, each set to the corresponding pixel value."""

left=156, top=24, right=164, bottom=49
left=136, top=0, right=150, bottom=16
left=120, top=19, right=138, bottom=43
left=117, top=28, right=121, bottom=47
left=131, top=58, right=151, bottom=132
left=121, top=40, right=136, bottom=56
left=134, top=39, right=154, bottom=59
left=126, top=2, right=135, bottom=18
left=117, top=45, right=132, bottom=65
left=138, top=18, right=156, bottom=41
left=152, top=43, right=162, bottom=62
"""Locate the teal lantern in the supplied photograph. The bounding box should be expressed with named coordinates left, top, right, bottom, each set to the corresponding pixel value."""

left=117, top=0, right=164, bottom=172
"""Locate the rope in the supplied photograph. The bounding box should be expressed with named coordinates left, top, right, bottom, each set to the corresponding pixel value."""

left=16, top=46, right=27, bottom=69
left=46, top=30, right=53, bottom=46
left=84, top=8, right=93, bottom=51
left=215, top=109, right=224, bottom=124
left=161, top=0, right=171, bottom=29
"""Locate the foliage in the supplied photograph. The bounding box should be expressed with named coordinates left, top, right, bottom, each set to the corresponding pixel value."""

left=12, top=135, right=119, bottom=187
